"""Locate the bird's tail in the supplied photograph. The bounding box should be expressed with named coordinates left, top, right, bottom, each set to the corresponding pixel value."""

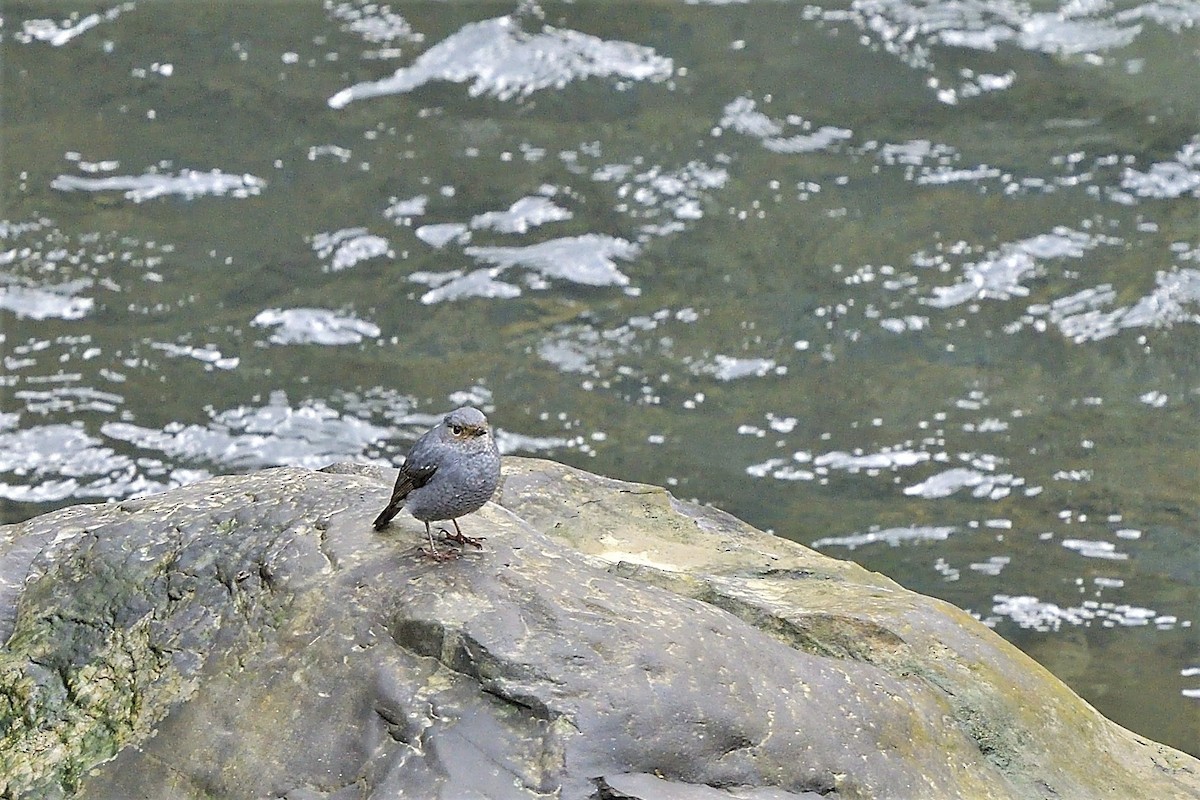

left=373, top=500, right=403, bottom=530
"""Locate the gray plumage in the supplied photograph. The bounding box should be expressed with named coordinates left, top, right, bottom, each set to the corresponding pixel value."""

left=373, top=406, right=501, bottom=557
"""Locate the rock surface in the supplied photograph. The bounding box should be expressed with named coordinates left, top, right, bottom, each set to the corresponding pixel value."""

left=0, top=458, right=1195, bottom=800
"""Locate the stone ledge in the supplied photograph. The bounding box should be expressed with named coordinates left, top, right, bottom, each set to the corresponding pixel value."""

left=0, top=459, right=1193, bottom=800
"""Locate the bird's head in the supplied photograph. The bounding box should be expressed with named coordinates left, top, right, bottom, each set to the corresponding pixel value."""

left=443, top=406, right=491, bottom=440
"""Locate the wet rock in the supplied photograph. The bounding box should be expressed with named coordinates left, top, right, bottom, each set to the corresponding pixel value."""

left=0, top=458, right=1196, bottom=799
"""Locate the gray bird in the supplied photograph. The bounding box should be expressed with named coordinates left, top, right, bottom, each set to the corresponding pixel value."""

left=373, top=406, right=501, bottom=560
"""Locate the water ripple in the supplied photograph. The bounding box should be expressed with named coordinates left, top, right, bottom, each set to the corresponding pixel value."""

left=16, top=4, right=133, bottom=47
left=1113, top=135, right=1200, bottom=201
left=591, top=159, right=728, bottom=239
left=0, top=423, right=154, bottom=503
left=251, top=308, right=381, bottom=345
left=815, top=0, right=1182, bottom=103
left=904, top=465, right=1026, bottom=500
left=719, top=96, right=853, bottom=154
left=415, top=234, right=636, bottom=304
left=51, top=169, right=266, bottom=203
left=329, top=12, right=672, bottom=108
left=311, top=227, right=393, bottom=272
left=987, top=594, right=1187, bottom=632
left=149, top=341, right=240, bottom=370
left=0, top=283, right=94, bottom=321
left=470, top=195, right=573, bottom=234
left=688, top=354, right=784, bottom=381
left=101, top=392, right=388, bottom=470
left=812, top=525, right=957, bottom=550
left=1027, top=267, right=1200, bottom=342
left=924, top=227, right=1122, bottom=308
left=327, top=0, right=423, bottom=48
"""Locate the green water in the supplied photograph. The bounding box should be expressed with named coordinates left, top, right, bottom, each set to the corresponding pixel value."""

left=2, top=1, right=1197, bottom=755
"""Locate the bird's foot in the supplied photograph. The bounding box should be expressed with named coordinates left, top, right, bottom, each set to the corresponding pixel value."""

left=419, top=544, right=461, bottom=562
left=439, top=526, right=485, bottom=550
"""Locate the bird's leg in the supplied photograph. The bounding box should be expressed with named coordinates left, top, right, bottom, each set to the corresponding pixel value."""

left=421, top=522, right=459, bottom=562
left=441, top=518, right=485, bottom=549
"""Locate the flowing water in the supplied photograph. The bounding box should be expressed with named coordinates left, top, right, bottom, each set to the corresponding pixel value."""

left=2, top=0, right=1197, bottom=756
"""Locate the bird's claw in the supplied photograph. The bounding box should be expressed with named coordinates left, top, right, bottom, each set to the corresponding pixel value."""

left=438, top=526, right=485, bottom=549
left=420, top=545, right=461, bottom=562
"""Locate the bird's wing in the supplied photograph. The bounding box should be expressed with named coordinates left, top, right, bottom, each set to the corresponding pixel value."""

left=389, top=460, right=437, bottom=504
left=373, top=425, right=445, bottom=530
left=373, top=459, right=438, bottom=530
left=388, top=425, right=444, bottom=500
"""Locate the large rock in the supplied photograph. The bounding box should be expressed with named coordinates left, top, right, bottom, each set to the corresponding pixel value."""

left=0, top=458, right=1196, bottom=800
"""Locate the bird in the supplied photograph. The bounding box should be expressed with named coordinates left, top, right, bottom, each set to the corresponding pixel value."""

left=373, top=406, right=502, bottom=560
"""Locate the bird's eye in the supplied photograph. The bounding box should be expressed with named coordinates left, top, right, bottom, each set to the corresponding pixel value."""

left=450, top=424, right=463, bottom=436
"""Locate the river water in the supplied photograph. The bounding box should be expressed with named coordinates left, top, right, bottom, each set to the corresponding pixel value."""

left=2, top=1, right=1197, bottom=756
